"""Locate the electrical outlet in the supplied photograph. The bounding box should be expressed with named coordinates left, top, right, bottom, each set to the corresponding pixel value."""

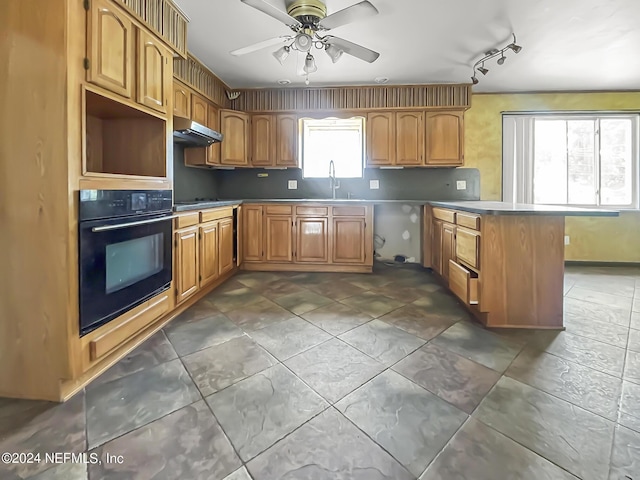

left=288, top=180, right=297, bottom=190
left=564, top=235, right=570, bottom=245
left=456, top=180, right=467, bottom=190
left=370, top=179, right=380, bottom=190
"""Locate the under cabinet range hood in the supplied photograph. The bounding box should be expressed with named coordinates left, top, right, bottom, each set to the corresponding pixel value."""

left=173, top=116, right=223, bottom=147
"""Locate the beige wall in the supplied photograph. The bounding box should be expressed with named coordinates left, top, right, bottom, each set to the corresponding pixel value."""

left=464, top=92, right=640, bottom=262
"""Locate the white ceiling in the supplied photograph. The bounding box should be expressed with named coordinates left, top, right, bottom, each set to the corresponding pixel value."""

left=173, top=0, right=640, bottom=92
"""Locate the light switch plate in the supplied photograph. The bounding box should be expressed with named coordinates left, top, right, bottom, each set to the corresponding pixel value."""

left=288, top=180, right=297, bottom=190
left=456, top=180, right=467, bottom=190
left=370, top=180, right=380, bottom=190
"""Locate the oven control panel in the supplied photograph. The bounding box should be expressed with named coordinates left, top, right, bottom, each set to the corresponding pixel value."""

left=79, top=190, right=173, bottom=221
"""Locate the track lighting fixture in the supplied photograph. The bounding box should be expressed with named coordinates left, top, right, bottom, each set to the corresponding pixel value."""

left=471, top=33, right=522, bottom=85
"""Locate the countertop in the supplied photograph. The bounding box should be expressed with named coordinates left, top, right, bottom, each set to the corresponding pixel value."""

left=173, top=199, right=619, bottom=217
left=429, top=201, right=619, bottom=216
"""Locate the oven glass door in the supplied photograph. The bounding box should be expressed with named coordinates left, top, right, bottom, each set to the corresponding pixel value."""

left=79, top=213, right=172, bottom=335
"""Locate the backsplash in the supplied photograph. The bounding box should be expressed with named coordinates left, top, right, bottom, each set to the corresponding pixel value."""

left=173, top=145, right=218, bottom=202
left=214, top=167, right=481, bottom=201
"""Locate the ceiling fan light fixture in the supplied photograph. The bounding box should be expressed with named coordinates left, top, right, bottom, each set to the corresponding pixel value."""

left=325, top=44, right=344, bottom=63
left=294, top=33, right=313, bottom=52
left=303, top=53, right=317, bottom=73
left=272, top=45, right=290, bottom=65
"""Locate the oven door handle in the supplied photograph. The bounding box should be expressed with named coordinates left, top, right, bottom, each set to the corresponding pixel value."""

left=91, top=215, right=178, bottom=232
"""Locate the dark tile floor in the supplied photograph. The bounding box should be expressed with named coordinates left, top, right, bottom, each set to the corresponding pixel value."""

left=2, top=264, right=640, bottom=479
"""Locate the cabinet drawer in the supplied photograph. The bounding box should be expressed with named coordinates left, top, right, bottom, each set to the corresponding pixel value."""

left=89, top=293, right=170, bottom=361
left=296, top=206, right=328, bottom=216
left=432, top=208, right=456, bottom=223
left=265, top=205, right=292, bottom=215
left=174, top=212, right=199, bottom=228
left=456, top=227, right=480, bottom=269
left=456, top=212, right=481, bottom=230
left=333, top=206, right=366, bottom=216
left=448, top=260, right=478, bottom=305
left=200, top=207, right=233, bottom=223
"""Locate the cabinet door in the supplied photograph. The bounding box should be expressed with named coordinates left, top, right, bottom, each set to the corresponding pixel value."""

left=425, top=111, right=464, bottom=166
left=251, top=114, right=275, bottom=166
left=218, top=218, right=235, bottom=275
left=296, top=217, right=328, bottom=263
left=242, top=205, right=263, bottom=262
left=431, top=220, right=443, bottom=275
left=191, top=94, right=208, bottom=126
left=175, top=227, right=199, bottom=304
left=366, top=112, right=395, bottom=166
left=199, top=222, right=219, bottom=287
left=221, top=110, right=250, bottom=166
left=332, top=217, right=366, bottom=264
left=265, top=215, right=293, bottom=263
left=173, top=81, right=191, bottom=118
left=396, top=111, right=424, bottom=166
left=276, top=114, right=298, bottom=167
left=86, top=0, right=134, bottom=98
left=441, top=222, right=455, bottom=282
left=137, top=29, right=172, bottom=113
left=207, top=103, right=220, bottom=165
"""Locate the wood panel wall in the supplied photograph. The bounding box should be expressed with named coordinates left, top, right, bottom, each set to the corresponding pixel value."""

left=115, top=0, right=188, bottom=57
left=173, top=54, right=231, bottom=108
left=230, top=84, right=472, bottom=112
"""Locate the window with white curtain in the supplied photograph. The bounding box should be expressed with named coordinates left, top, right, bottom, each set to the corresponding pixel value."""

left=301, top=117, right=364, bottom=178
left=503, top=113, right=639, bottom=208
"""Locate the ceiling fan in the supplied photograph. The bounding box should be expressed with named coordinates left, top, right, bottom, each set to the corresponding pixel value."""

left=231, top=0, right=380, bottom=83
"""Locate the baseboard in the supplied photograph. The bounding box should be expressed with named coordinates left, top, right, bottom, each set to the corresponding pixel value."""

left=565, top=260, right=640, bottom=267
left=242, top=262, right=372, bottom=273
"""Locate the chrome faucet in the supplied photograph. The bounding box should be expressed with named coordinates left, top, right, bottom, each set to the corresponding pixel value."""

left=329, top=160, right=340, bottom=199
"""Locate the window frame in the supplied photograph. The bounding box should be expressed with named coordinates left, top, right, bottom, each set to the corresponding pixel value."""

left=502, top=112, right=640, bottom=209
left=300, top=116, right=365, bottom=179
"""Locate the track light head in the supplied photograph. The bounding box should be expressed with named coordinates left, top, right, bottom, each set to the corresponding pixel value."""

left=497, top=54, right=506, bottom=65
left=478, top=66, right=489, bottom=75
left=471, top=76, right=479, bottom=85
left=509, top=43, right=522, bottom=54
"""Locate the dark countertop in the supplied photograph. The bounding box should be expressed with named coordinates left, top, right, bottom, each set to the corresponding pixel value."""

left=428, top=201, right=619, bottom=216
left=173, top=200, right=242, bottom=212
left=173, top=199, right=428, bottom=211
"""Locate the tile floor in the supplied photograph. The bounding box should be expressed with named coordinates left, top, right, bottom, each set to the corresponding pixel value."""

left=1, top=264, right=640, bottom=479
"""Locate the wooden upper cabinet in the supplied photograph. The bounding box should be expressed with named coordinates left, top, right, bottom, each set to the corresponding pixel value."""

left=265, top=215, right=293, bottom=263
left=199, top=222, right=219, bottom=287
left=175, top=227, right=199, bottom=304
left=207, top=103, right=221, bottom=165
left=296, top=217, right=329, bottom=263
left=332, top=217, right=366, bottom=264
left=251, top=115, right=275, bottom=167
left=242, top=205, right=263, bottom=262
left=276, top=114, right=298, bottom=167
left=191, top=94, right=208, bottom=126
left=425, top=111, right=464, bottom=166
left=396, top=111, right=424, bottom=166
left=86, top=0, right=134, bottom=98
left=173, top=81, right=191, bottom=118
left=136, top=29, right=171, bottom=113
left=366, top=112, right=395, bottom=166
left=218, top=218, right=235, bottom=275
left=220, top=110, right=250, bottom=166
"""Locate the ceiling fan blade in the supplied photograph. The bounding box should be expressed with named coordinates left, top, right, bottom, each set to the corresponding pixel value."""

left=240, top=0, right=301, bottom=28
left=318, top=1, right=378, bottom=30
left=325, top=35, right=380, bottom=63
left=230, top=36, right=292, bottom=56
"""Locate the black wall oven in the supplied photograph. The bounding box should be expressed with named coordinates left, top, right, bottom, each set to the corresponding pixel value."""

left=79, top=190, right=173, bottom=336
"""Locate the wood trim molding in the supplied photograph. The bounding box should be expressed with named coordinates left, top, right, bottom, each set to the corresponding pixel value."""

left=230, top=84, right=472, bottom=112
left=173, top=54, right=231, bottom=108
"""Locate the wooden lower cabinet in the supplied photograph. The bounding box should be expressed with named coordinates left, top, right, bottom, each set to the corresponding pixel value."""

left=219, top=218, right=235, bottom=274
left=441, top=222, right=455, bottom=281
left=175, top=226, right=199, bottom=304
left=332, top=217, right=367, bottom=264
left=199, top=221, right=219, bottom=287
left=265, top=215, right=293, bottom=262
left=243, top=205, right=264, bottom=261
left=431, top=220, right=443, bottom=275
left=175, top=209, right=237, bottom=305
left=296, top=217, right=328, bottom=263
